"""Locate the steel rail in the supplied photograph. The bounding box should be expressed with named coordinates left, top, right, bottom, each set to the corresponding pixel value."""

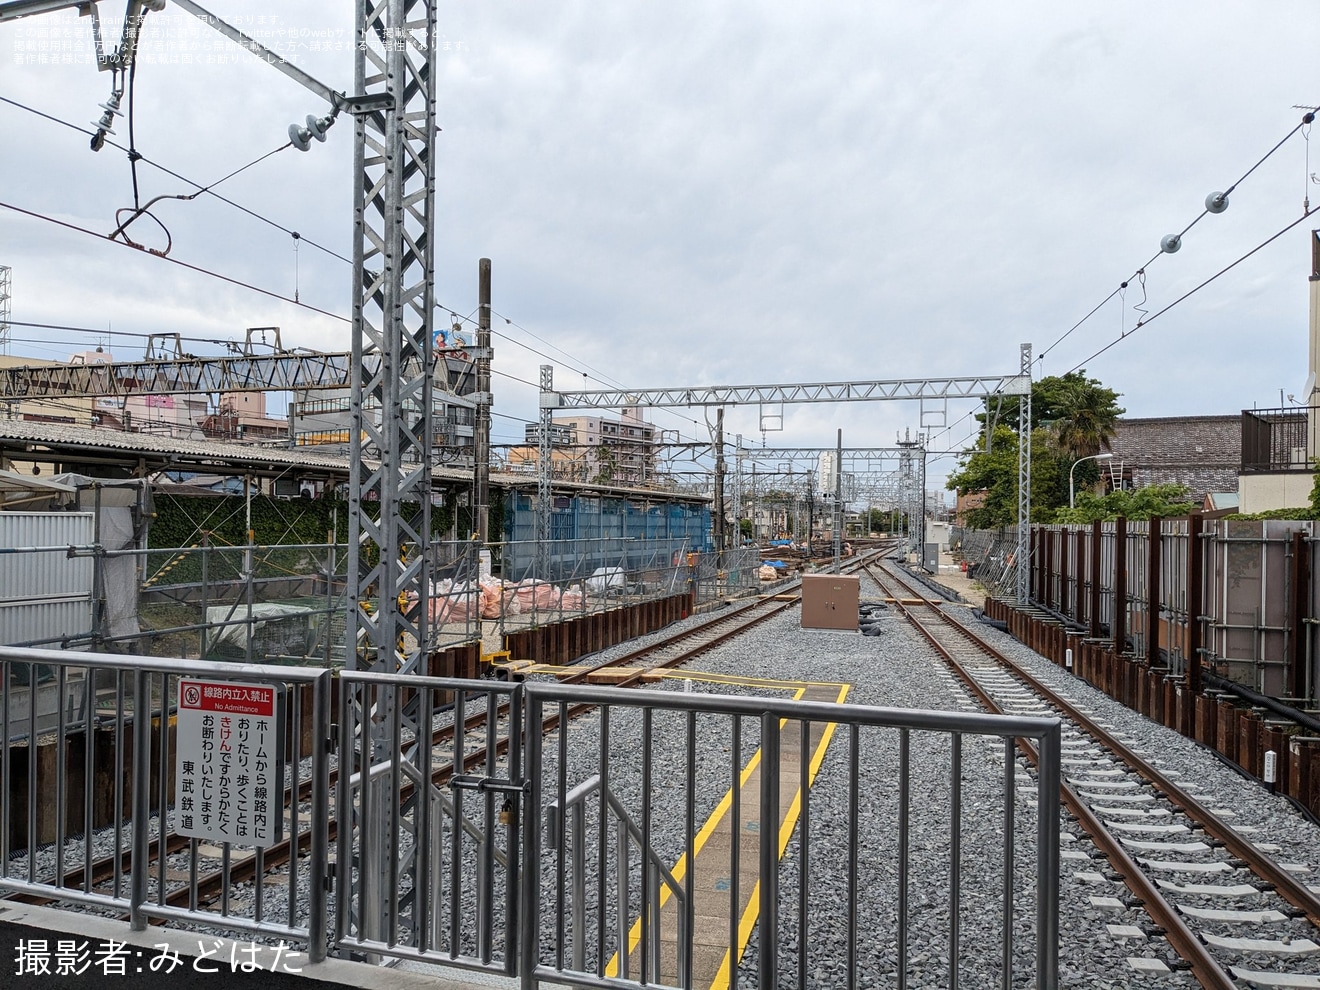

left=560, top=596, right=798, bottom=686
left=566, top=546, right=889, bottom=687
left=888, top=566, right=1320, bottom=929
left=865, top=563, right=1237, bottom=990
left=26, top=549, right=893, bottom=923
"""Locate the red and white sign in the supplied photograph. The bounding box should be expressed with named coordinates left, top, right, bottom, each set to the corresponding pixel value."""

left=179, top=681, right=275, bottom=717
left=175, top=679, right=284, bottom=848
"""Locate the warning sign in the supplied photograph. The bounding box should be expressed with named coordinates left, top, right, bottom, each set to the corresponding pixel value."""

left=175, top=679, right=285, bottom=848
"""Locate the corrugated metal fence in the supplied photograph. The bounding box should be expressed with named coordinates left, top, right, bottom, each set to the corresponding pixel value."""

left=1025, top=517, right=1318, bottom=701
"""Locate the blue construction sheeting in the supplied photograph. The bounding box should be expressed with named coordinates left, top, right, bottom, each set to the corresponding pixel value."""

left=502, top=493, right=711, bottom=582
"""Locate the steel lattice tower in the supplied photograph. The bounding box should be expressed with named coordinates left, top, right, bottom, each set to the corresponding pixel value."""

left=537, top=364, right=554, bottom=578
left=0, top=265, right=10, bottom=355
left=1016, top=343, right=1033, bottom=604
left=344, top=0, right=438, bottom=950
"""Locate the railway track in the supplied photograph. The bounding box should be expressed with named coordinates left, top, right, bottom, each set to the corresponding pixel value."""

left=867, top=559, right=1320, bottom=990
left=7, top=690, right=513, bottom=917
left=12, top=548, right=889, bottom=925
left=560, top=546, right=889, bottom=687
left=562, top=595, right=796, bottom=685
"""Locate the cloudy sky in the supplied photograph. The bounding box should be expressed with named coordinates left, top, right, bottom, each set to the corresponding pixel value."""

left=1, top=1, right=1317, bottom=497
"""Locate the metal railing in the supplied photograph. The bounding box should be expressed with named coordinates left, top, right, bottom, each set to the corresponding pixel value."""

left=0, top=646, right=331, bottom=960
left=546, top=774, right=691, bottom=982
left=521, top=681, right=1061, bottom=990
left=3, top=648, right=1062, bottom=988
left=334, top=671, right=523, bottom=976
left=1241, top=405, right=1315, bottom=472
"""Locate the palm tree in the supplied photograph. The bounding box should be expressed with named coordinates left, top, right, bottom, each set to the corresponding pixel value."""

left=1050, top=374, right=1123, bottom=460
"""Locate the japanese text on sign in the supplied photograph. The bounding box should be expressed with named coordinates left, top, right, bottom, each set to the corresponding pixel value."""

left=175, top=679, right=284, bottom=848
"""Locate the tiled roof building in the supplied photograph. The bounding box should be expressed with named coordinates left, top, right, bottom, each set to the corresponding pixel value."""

left=1108, top=415, right=1240, bottom=503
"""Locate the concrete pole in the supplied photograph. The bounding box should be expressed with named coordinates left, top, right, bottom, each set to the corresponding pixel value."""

left=713, top=407, right=726, bottom=552
left=475, top=258, right=492, bottom=542
left=833, top=428, right=842, bottom=571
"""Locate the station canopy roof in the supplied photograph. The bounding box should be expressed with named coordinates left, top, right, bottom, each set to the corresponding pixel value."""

left=0, top=420, right=707, bottom=504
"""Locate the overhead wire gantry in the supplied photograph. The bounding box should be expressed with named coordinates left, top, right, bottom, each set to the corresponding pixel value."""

left=1, top=0, right=440, bottom=951
left=539, top=356, right=1035, bottom=593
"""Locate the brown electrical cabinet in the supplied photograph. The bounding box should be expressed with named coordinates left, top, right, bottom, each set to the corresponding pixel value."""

left=800, top=574, right=860, bottom=630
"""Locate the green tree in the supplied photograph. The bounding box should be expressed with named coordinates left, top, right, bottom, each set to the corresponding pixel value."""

left=977, top=371, right=1123, bottom=440
left=1049, top=374, right=1124, bottom=460
left=952, top=371, right=1124, bottom=529
left=1052, top=483, right=1197, bottom=523
left=946, top=425, right=1066, bottom=527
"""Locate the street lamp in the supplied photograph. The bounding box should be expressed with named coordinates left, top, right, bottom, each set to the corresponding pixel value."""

left=1069, top=452, right=1114, bottom=508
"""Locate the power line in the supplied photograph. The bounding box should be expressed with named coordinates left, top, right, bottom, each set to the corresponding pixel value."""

left=1067, top=206, right=1317, bottom=374
left=0, top=199, right=349, bottom=323
left=477, top=306, right=710, bottom=444
left=1038, top=106, right=1319, bottom=368
left=491, top=410, right=537, bottom=426
left=4, top=105, right=610, bottom=445
left=443, top=304, right=621, bottom=388
left=489, top=368, right=541, bottom=389
left=7, top=319, right=251, bottom=346
left=491, top=308, right=629, bottom=389
left=0, top=95, right=352, bottom=266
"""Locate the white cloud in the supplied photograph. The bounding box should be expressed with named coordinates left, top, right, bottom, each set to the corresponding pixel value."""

left=1, top=0, right=1316, bottom=491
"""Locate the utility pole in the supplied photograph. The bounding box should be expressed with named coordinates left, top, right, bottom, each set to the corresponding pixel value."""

left=919, top=432, right=928, bottom=562
left=806, top=470, right=815, bottom=555
left=833, top=428, right=842, bottom=571
left=1016, top=343, right=1033, bottom=604
left=750, top=462, right=757, bottom=542
left=474, top=259, right=492, bottom=543
left=712, top=407, right=726, bottom=553
left=538, top=364, right=554, bottom=579
left=732, top=435, right=743, bottom=540
left=897, top=429, right=919, bottom=556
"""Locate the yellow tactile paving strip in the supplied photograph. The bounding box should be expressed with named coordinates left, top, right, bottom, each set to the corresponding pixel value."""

left=598, top=673, right=851, bottom=989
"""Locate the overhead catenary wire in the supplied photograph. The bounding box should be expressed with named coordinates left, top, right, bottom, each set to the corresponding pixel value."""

left=109, top=141, right=294, bottom=248
left=442, top=305, right=708, bottom=444
left=0, top=199, right=348, bottom=323
left=481, top=307, right=714, bottom=444
left=935, top=113, right=1317, bottom=456
left=0, top=96, right=352, bottom=266
left=10, top=99, right=905, bottom=459
left=491, top=308, right=630, bottom=390
left=446, top=304, right=639, bottom=395
left=6, top=96, right=706, bottom=453
left=127, top=54, right=142, bottom=212
left=1066, top=206, right=1317, bottom=374
left=1036, top=106, right=1320, bottom=369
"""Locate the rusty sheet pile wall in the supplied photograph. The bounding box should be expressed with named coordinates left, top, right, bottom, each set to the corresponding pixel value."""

left=986, top=516, right=1320, bottom=818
